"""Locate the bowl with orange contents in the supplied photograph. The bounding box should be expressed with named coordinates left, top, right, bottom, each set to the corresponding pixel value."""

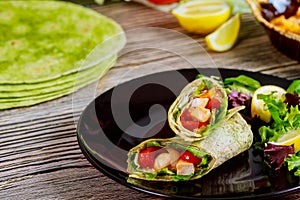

left=246, top=0, right=300, bottom=61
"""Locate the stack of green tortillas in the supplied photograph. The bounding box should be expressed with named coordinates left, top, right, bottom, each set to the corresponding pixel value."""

left=0, top=0, right=125, bottom=109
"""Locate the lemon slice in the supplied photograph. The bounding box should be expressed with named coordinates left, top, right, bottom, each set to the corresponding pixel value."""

left=251, top=85, right=286, bottom=123
left=171, top=0, right=231, bottom=34
left=205, top=13, right=241, bottom=52
left=271, top=129, right=300, bottom=153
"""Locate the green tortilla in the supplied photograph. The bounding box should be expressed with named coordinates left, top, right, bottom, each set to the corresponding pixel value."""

left=0, top=0, right=125, bottom=109
left=0, top=72, right=84, bottom=92
left=0, top=57, right=114, bottom=109
left=0, top=55, right=116, bottom=98
left=0, top=0, right=124, bottom=84
left=0, top=54, right=114, bottom=92
left=0, top=34, right=124, bottom=92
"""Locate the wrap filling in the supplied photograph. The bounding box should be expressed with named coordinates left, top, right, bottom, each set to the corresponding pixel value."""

left=170, top=77, right=228, bottom=138
left=128, top=140, right=212, bottom=181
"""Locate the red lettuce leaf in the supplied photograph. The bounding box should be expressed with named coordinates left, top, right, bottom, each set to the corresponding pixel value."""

left=284, top=92, right=300, bottom=109
left=264, top=143, right=295, bottom=170
left=228, top=90, right=251, bottom=108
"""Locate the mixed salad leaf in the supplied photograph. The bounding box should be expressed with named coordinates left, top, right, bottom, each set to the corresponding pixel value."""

left=257, top=93, right=300, bottom=143
left=228, top=90, right=251, bottom=109
left=285, top=92, right=300, bottom=108
left=287, top=80, right=300, bottom=95
left=224, top=74, right=261, bottom=95
left=285, top=152, right=300, bottom=176
left=224, top=75, right=259, bottom=114
left=264, top=143, right=294, bottom=170
left=223, top=74, right=300, bottom=177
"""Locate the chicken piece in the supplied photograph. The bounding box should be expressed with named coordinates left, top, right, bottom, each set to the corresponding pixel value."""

left=191, top=98, right=209, bottom=108
left=154, top=153, right=170, bottom=171
left=189, top=97, right=211, bottom=122
left=189, top=106, right=211, bottom=122
left=166, top=148, right=180, bottom=168
left=176, top=159, right=195, bottom=176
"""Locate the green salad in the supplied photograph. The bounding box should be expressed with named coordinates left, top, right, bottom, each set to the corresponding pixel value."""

left=224, top=75, right=300, bottom=176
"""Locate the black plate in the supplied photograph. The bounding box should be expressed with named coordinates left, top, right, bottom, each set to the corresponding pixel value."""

left=77, top=68, right=300, bottom=199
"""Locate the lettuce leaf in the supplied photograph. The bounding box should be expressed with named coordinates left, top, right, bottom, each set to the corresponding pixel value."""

left=255, top=90, right=300, bottom=174
left=285, top=92, right=300, bottom=108
left=228, top=90, right=251, bottom=108
left=146, top=141, right=163, bottom=148
left=158, top=168, right=175, bottom=175
left=143, top=172, right=157, bottom=179
left=287, top=80, right=300, bottom=95
left=264, top=143, right=295, bottom=170
left=224, top=75, right=261, bottom=95
left=256, top=93, right=300, bottom=144
left=285, top=152, right=300, bottom=176
left=168, top=143, right=208, bottom=158
left=173, top=174, right=194, bottom=182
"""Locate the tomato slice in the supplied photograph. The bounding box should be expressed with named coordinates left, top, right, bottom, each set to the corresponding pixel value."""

left=179, top=151, right=202, bottom=165
left=138, top=146, right=163, bottom=169
left=181, top=109, right=193, bottom=120
left=147, top=0, right=179, bottom=5
left=206, top=98, right=222, bottom=110
left=180, top=119, right=208, bottom=131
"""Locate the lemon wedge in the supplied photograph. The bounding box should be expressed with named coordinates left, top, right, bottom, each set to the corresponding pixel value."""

left=205, top=13, right=241, bottom=52
left=271, top=129, right=300, bottom=153
left=171, top=0, right=231, bottom=34
left=251, top=85, right=286, bottom=123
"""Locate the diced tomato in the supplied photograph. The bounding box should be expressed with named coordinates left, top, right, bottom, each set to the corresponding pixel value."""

left=147, top=0, right=179, bottom=5
left=180, top=119, right=208, bottom=131
left=138, top=146, right=164, bottom=169
left=181, top=109, right=194, bottom=121
left=180, top=109, right=208, bottom=131
left=179, top=151, right=202, bottom=165
left=195, top=91, right=221, bottom=110
left=206, top=98, right=222, bottom=110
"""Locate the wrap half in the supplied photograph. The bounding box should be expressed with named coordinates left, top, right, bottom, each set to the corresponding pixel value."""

left=127, top=110, right=253, bottom=181
left=168, top=76, right=228, bottom=141
left=127, top=151, right=254, bottom=195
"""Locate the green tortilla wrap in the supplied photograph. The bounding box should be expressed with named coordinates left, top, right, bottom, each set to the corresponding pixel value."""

left=127, top=109, right=253, bottom=181
left=0, top=0, right=124, bottom=84
left=0, top=53, right=116, bottom=92
left=168, top=76, right=228, bottom=141
left=0, top=56, right=115, bottom=109
left=0, top=56, right=116, bottom=98
left=0, top=0, right=126, bottom=109
left=0, top=70, right=89, bottom=92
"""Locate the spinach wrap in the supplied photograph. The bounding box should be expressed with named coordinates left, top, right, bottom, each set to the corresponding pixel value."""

left=168, top=76, right=228, bottom=141
left=0, top=0, right=124, bottom=84
left=127, top=109, right=253, bottom=181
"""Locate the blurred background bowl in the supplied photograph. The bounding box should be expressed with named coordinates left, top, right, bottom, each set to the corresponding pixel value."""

left=246, top=0, right=300, bottom=61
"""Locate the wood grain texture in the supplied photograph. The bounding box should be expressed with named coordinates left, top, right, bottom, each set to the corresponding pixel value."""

left=0, top=1, right=300, bottom=200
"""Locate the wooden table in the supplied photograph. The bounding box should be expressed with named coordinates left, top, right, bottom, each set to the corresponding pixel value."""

left=1, top=2, right=300, bottom=199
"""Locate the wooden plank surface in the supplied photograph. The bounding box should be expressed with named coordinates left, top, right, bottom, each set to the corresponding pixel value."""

left=1, top=2, right=300, bottom=200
